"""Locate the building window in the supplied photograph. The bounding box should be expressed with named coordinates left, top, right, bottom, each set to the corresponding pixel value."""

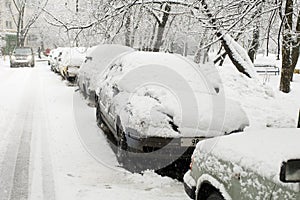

left=6, top=21, right=12, bottom=29
left=5, top=2, right=11, bottom=8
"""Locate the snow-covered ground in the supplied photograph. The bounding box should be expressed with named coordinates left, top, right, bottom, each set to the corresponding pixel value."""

left=0, top=58, right=187, bottom=200
left=220, top=56, right=300, bottom=130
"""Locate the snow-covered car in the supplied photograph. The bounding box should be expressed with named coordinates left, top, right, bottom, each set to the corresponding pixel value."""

left=184, top=129, right=300, bottom=200
left=10, top=47, right=35, bottom=68
left=57, top=47, right=87, bottom=83
left=78, top=44, right=134, bottom=104
left=48, top=47, right=65, bottom=73
left=96, top=51, right=249, bottom=170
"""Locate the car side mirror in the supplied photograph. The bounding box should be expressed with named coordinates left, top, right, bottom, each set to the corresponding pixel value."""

left=280, top=159, right=300, bottom=183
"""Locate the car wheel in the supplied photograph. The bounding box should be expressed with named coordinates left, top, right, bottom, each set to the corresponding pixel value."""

left=96, top=103, right=102, bottom=126
left=206, top=192, right=224, bottom=200
left=116, top=126, right=128, bottom=166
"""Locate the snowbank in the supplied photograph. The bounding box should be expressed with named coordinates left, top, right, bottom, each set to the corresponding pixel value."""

left=254, top=53, right=281, bottom=68
left=218, top=63, right=296, bottom=129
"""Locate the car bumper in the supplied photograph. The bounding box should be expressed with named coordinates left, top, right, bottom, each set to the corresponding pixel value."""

left=121, top=130, right=205, bottom=170
left=125, top=128, right=206, bottom=158
left=183, top=171, right=196, bottom=199
left=11, top=60, right=32, bottom=65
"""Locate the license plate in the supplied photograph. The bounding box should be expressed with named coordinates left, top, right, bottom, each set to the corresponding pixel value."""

left=181, top=137, right=204, bottom=147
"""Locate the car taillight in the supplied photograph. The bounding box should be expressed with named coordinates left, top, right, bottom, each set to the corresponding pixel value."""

left=189, top=157, right=194, bottom=170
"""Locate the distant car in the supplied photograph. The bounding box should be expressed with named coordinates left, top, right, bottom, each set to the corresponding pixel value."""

left=184, top=129, right=300, bottom=200
left=10, top=47, right=35, bottom=68
left=44, top=48, right=51, bottom=57
left=95, top=51, right=249, bottom=171
left=78, top=44, right=134, bottom=105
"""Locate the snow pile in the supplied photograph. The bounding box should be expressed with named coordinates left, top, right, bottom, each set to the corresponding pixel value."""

left=98, top=51, right=249, bottom=137
left=218, top=63, right=296, bottom=128
left=128, top=170, right=176, bottom=189
left=194, top=129, right=300, bottom=193
left=78, top=44, right=134, bottom=92
left=254, top=53, right=281, bottom=68
left=0, top=57, right=10, bottom=68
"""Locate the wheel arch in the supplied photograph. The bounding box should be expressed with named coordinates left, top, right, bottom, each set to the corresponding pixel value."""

left=196, top=174, right=232, bottom=200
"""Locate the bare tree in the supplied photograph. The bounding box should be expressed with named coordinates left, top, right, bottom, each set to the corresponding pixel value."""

left=10, top=0, right=48, bottom=47
left=279, top=0, right=300, bottom=93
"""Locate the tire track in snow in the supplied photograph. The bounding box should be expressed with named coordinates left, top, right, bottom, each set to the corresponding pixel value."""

left=0, top=68, right=36, bottom=200
left=38, top=65, right=56, bottom=200
left=0, top=69, right=42, bottom=200
left=9, top=105, right=34, bottom=200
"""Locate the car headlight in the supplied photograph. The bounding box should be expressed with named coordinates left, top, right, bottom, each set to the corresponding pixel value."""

left=27, top=55, right=32, bottom=61
left=11, top=56, right=16, bottom=61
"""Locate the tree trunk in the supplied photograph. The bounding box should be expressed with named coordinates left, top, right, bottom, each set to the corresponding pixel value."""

left=266, top=10, right=276, bottom=57
left=220, top=34, right=252, bottom=78
left=199, top=0, right=256, bottom=78
left=290, top=10, right=300, bottom=81
left=153, top=3, right=171, bottom=52
left=248, top=4, right=262, bottom=62
left=124, top=14, right=131, bottom=47
left=280, top=0, right=293, bottom=93
left=248, top=25, right=260, bottom=62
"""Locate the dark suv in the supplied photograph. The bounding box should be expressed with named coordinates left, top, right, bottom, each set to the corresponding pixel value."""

left=10, top=47, right=35, bottom=68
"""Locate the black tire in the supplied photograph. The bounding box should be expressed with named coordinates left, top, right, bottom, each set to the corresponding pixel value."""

left=207, top=192, right=224, bottom=200
left=116, top=126, right=128, bottom=166
left=96, top=103, right=102, bottom=126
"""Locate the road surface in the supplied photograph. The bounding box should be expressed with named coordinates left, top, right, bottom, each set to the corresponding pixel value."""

left=0, top=59, right=188, bottom=200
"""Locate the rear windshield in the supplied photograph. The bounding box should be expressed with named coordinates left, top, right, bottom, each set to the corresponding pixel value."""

left=13, top=48, right=32, bottom=55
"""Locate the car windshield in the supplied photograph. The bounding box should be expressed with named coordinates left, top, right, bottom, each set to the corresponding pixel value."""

left=13, top=48, right=32, bottom=55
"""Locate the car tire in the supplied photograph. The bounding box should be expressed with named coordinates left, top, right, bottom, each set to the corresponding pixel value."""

left=206, top=192, right=224, bottom=200
left=96, top=103, right=102, bottom=126
left=116, top=126, right=128, bottom=166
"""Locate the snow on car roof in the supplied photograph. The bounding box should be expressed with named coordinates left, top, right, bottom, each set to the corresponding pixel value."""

left=194, top=128, right=300, bottom=189
left=79, top=44, right=134, bottom=91
left=60, top=47, right=87, bottom=67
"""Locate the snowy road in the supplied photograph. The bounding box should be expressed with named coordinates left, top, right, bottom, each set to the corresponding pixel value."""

left=0, top=60, right=188, bottom=200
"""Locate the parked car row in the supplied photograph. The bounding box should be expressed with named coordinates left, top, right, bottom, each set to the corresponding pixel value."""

left=48, top=47, right=87, bottom=83
left=76, top=44, right=250, bottom=171
left=50, top=44, right=300, bottom=199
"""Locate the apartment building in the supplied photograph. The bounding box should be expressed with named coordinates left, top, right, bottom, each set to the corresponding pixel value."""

left=0, top=0, right=17, bottom=54
left=0, top=1, right=17, bottom=33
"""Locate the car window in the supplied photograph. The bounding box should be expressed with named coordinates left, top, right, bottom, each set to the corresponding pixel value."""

left=13, top=48, right=32, bottom=55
